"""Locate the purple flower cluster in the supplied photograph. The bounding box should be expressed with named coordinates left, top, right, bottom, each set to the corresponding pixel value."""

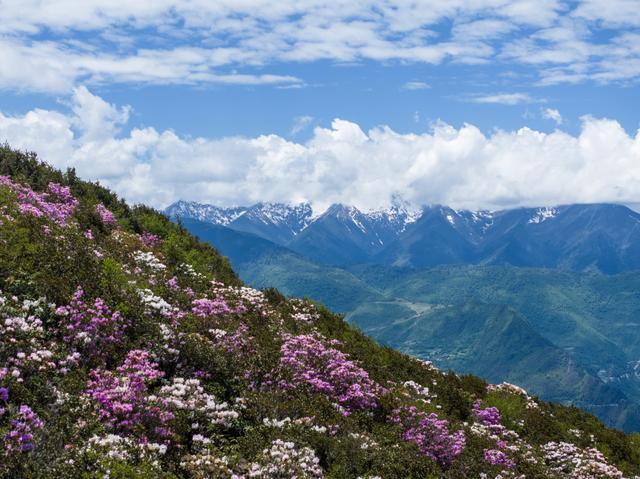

left=166, top=276, right=181, bottom=291
left=0, top=387, right=7, bottom=417
left=390, top=406, right=465, bottom=468
left=220, top=324, right=255, bottom=355
left=140, top=232, right=161, bottom=247
left=191, top=297, right=233, bottom=318
left=4, top=405, right=44, bottom=453
left=85, top=350, right=172, bottom=437
left=95, top=203, right=117, bottom=225
left=472, top=400, right=502, bottom=426
left=470, top=400, right=521, bottom=470
left=484, top=448, right=516, bottom=469
left=278, top=334, right=380, bottom=414
left=0, top=177, right=78, bottom=226
left=56, top=287, right=129, bottom=357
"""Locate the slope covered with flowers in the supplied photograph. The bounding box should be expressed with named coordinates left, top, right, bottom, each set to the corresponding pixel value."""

left=0, top=146, right=639, bottom=478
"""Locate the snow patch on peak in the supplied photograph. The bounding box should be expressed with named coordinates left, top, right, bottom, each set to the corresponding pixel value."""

left=470, top=210, right=494, bottom=223
left=528, top=207, right=558, bottom=224
left=244, top=202, right=314, bottom=235
left=348, top=208, right=367, bottom=233
left=363, top=199, right=422, bottom=230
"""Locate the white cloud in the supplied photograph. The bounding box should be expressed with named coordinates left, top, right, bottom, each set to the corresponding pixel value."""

left=1, top=88, right=638, bottom=213
left=542, top=107, right=563, bottom=124
left=0, top=38, right=303, bottom=93
left=0, top=1, right=638, bottom=92
left=573, top=0, right=640, bottom=27
left=69, top=86, right=130, bottom=141
left=467, top=93, right=539, bottom=105
left=401, top=81, right=430, bottom=91
left=290, top=116, right=314, bottom=135
left=501, top=17, right=640, bottom=85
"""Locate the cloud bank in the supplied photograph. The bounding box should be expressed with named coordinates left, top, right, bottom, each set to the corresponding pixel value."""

left=1, top=1, right=640, bottom=92
left=0, top=87, right=638, bottom=212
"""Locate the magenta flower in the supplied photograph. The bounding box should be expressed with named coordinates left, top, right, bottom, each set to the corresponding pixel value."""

left=0, top=177, right=78, bottom=226
left=390, top=406, right=465, bottom=468
left=95, top=203, right=117, bottom=225
left=277, top=333, right=380, bottom=413
left=472, top=400, right=502, bottom=427
left=85, top=350, right=170, bottom=436
left=192, top=298, right=232, bottom=317
left=484, top=448, right=516, bottom=469
left=140, top=232, right=161, bottom=247
left=56, top=287, right=129, bottom=358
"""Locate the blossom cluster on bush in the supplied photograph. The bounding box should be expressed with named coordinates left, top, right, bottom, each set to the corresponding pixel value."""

left=191, top=298, right=233, bottom=318
left=473, top=400, right=502, bottom=427
left=247, top=439, right=324, bottom=478
left=95, top=203, right=117, bottom=225
left=181, top=436, right=324, bottom=478
left=470, top=400, right=526, bottom=472
left=389, top=406, right=465, bottom=468
left=181, top=450, right=235, bottom=478
left=1, top=293, right=80, bottom=379
left=56, top=287, right=129, bottom=357
left=139, top=288, right=174, bottom=317
left=289, top=299, right=320, bottom=325
left=483, top=448, right=516, bottom=469
left=3, top=404, right=43, bottom=453
left=276, top=333, right=380, bottom=414
left=133, top=250, right=167, bottom=274
left=153, top=377, right=238, bottom=427
left=85, top=349, right=171, bottom=437
left=541, top=441, right=625, bottom=478
left=139, top=232, right=162, bottom=248
left=0, top=177, right=78, bottom=227
left=209, top=282, right=273, bottom=318
left=86, top=433, right=167, bottom=461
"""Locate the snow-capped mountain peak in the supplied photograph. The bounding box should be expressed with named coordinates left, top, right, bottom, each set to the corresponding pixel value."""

left=165, top=200, right=247, bottom=225
left=244, top=202, right=313, bottom=231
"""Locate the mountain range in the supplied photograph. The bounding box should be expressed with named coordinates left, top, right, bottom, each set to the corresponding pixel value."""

left=166, top=200, right=640, bottom=274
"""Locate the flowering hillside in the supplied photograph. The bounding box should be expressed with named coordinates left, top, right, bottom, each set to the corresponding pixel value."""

left=0, top=146, right=639, bottom=478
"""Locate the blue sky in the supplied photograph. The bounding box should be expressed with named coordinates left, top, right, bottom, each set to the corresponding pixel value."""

left=0, top=1, right=639, bottom=210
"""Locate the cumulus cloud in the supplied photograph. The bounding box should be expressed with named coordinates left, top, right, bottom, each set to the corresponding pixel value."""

left=0, top=1, right=639, bottom=92
left=0, top=88, right=638, bottom=212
